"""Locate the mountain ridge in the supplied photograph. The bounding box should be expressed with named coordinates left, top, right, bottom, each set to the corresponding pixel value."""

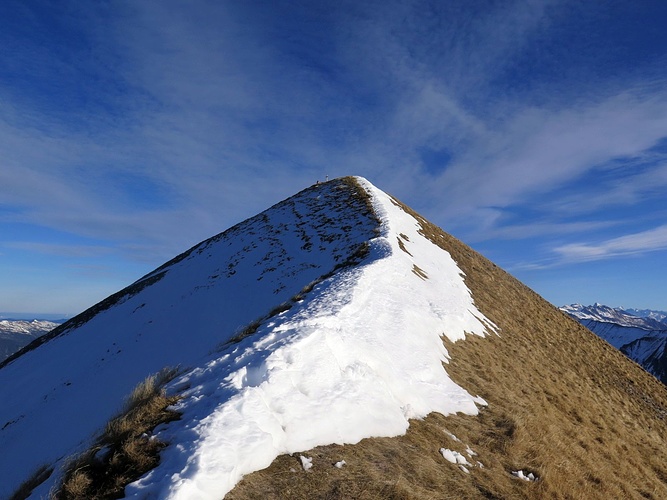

left=0, top=177, right=383, bottom=497
left=3, top=176, right=495, bottom=498
left=229, top=193, right=667, bottom=499
left=0, top=178, right=376, bottom=371
left=561, top=303, right=667, bottom=331
left=3, top=177, right=667, bottom=499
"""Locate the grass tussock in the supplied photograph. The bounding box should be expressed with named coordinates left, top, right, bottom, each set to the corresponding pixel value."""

left=411, top=264, right=428, bottom=280
left=56, top=368, right=181, bottom=500
left=397, top=237, right=412, bottom=256
left=228, top=196, right=667, bottom=499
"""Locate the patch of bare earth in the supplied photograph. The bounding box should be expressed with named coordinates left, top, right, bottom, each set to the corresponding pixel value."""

left=227, top=193, right=667, bottom=499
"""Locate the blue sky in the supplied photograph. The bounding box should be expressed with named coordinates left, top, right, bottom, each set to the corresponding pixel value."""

left=1, top=0, right=667, bottom=316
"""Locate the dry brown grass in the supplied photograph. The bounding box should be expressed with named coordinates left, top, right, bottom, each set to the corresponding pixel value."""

left=397, top=237, right=412, bottom=256
left=55, top=368, right=181, bottom=500
left=412, top=264, right=428, bottom=280
left=227, top=194, right=667, bottom=499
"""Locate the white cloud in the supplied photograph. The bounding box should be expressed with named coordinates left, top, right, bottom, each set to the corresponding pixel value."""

left=419, top=89, right=667, bottom=232
left=478, top=219, right=621, bottom=242
left=546, top=161, right=667, bottom=215
left=554, top=224, right=667, bottom=263
left=2, top=0, right=667, bottom=274
left=3, top=242, right=113, bottom=258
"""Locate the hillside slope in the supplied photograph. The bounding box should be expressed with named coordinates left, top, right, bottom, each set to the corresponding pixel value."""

left=3, top=177, right=667, bottom=500
left=624, top=334, right=667, bottom=385
left=0, top=178, right=382, bottom=498
left=2, top=177, right=497, bottom=499
left=227, top=196, right=667, bottom=499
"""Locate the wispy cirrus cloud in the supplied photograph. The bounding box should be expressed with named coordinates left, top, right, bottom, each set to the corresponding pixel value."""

left=554, top=225, right=667, bottom=263
left=423, top=89, right=667, bottom=229
left=2, top=0, right=667, bottom=311
left=5, top=0, right=665, bottom=248
left=3, top=242, right=113, bottom=258
left=544, top=160, right=667, bottom=217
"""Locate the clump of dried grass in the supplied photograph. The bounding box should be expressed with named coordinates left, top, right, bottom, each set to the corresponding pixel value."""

left=397, top=236, right=412, bottom=256
left=56, top=367, right=181, bottom=500
left=411, top=264, right=428, bottom=280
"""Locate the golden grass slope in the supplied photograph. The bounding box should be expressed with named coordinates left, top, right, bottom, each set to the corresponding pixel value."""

left=227, top=191, right=667, bottom=499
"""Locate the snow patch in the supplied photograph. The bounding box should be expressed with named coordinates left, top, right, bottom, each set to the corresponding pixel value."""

left=440, top=448, right=471, bottom=466
left=440, top=437, right=484, bottom=471
left=300, top=455, right=313, bottom=471
left=512, top=470, right=538, bottom=482
left=444, top=430, right=461, bottom=442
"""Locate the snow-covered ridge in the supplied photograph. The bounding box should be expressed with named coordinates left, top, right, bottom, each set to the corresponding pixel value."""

left=0, top=177, right=495, bottom=499
left=0, top=178, right=378, bottom=498
left=622, top=307, right=667, bottom=324
left=125, top=178, right=496, bottom=499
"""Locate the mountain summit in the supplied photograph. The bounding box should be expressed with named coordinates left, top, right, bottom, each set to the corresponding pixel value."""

left=3, top=177, right=667, bottom=499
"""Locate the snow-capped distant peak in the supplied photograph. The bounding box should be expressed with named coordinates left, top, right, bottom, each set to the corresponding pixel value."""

left=623, top=307, right=667, bottom=324
left=561, top=303, right=667, bottom=331
left=0, top=319, right=60, bottom=362
left=562, top=302, right=667, bottom=385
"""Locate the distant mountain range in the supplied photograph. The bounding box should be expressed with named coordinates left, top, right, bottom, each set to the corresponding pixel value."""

left=622, top=307, right=667, bottom=324
left=561, top=303, right=667, bottom=384
left=0, top=319, right=61, bottom=361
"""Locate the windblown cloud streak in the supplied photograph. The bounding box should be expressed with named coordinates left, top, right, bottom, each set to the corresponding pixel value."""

left=555, top=225, right=667, bottom=263
left=426, top=90, right=667, bottom=228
